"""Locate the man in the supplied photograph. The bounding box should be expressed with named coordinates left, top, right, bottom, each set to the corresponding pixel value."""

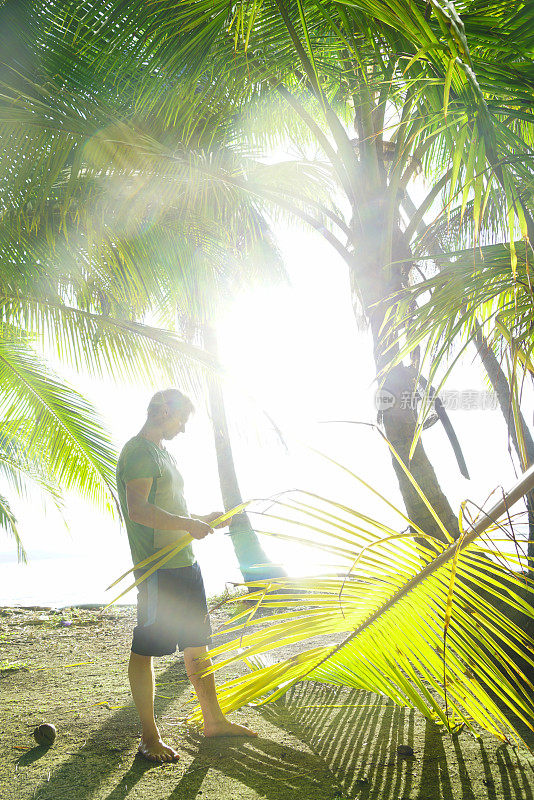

left=116, top=388, right=256, bottom=762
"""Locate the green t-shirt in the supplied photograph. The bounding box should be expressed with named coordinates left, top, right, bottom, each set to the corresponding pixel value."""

left=116, top=435, right=195, bottom=570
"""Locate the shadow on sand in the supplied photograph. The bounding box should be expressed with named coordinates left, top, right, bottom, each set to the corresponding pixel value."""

left=31, top=666, right=534, bottom=800
left=262, top=682, right=534, bottom=799
left=29, top=658, right=339, bottom=800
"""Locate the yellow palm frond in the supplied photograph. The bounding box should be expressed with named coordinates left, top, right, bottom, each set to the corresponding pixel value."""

left=188, top=465, right=534, bottom=746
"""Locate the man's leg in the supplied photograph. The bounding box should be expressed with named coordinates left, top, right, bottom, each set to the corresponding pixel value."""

left=183, top=646, right=257, bottom=738
left=128, top=651, right=180, bottom=761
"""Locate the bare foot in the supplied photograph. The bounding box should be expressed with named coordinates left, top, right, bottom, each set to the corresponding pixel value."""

left=203, top=720, right=258, bottom=738
left=137, top=736, right=180, bottom=762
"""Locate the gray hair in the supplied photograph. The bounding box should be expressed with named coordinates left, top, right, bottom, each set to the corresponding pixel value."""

left=147, top=389, right=194, bottom=419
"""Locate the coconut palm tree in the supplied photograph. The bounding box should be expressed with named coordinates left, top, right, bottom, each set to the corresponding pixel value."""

left=0, top=122, right=298, bottom=576
left=0, top=5, right=301, bottom=576
left=383, top=176, right=534, bottom=569
left=202, top=323, right=286, bottom=582
left=382, top=238, right=534, bottom=572
left=33, top=0, right=534, bottom=744
left=35, top=0, right=533, bottom=546
left=162, top=207, right=289, bottom=582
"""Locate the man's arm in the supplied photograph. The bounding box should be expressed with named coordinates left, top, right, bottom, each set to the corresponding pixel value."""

left=126, top=478, right=213, bottom=540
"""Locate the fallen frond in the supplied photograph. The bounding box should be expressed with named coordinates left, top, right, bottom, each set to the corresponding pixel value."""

left=188, top=465, right=534, bottom=746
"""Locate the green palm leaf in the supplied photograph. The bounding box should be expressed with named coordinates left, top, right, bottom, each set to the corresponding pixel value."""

left=0, top=329, right=117, bottom=510
left=379, top=239, right=534, bottom=442
left=0, top=491, right=25, bottom=562
left=0, top=422, right=63, bottom=520
left=188, top=465, right=534, bottom=745
left=3, top=0, right=533, bottom=579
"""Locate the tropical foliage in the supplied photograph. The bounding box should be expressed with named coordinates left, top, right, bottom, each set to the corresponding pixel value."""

left=24, top=0, right=533, bottom=547
left=0, top=152, right=285, bottom=565
left=0, top=320, right=117, bottom=561
left=2, top=0, right=534, bottom=744
left=186, top=461, right=534, bottom=746
left=0, top=1, right=304, bottom=562
left=104, top=448, right=534, bottom=745
left=382, top=242, right=534, bottom=431
left=0, top=239, right=224, bottom=558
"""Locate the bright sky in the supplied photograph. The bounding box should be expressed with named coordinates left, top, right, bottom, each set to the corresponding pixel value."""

left=0, top=221, right=530, bottom=607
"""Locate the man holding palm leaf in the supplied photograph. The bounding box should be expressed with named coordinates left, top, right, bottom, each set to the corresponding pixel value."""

left=116, top=388, right=256, bottom=762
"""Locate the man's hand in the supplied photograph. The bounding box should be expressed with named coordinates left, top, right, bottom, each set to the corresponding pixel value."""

left=199, top=511, right=228, bottom=529
left=186, top=518, right=214, bottom=540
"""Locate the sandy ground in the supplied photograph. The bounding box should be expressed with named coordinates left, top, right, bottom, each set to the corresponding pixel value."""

left=1, top=605, right=534, bottom=800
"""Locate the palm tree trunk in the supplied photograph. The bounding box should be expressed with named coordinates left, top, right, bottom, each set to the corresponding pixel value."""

left=379, top=364, right=459, bottom=545
left=473, top=326, right=534, bottom=577
left=351, top=208, right=459, bottom=544
left=203, top=324, right=285, bottom=583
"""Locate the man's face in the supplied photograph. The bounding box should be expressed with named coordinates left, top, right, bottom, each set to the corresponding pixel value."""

left=162, top=406, right=190, bottom=440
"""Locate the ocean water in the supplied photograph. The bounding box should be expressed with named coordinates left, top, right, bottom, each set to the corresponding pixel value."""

left=0, top=539, right=244, bottom=609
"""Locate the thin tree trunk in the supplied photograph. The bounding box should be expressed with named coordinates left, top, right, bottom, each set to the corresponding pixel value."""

left=473, top=326, right=534, bottom=577
left=203, top=324, right=285, bottom=583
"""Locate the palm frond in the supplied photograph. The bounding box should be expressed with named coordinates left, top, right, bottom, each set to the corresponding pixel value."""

left=0, top=328, right=117, bottom=511
left=187, top=465, right=534, bottom=745
left=0, top=422, right=62, bottom=504
left=377, top=238, right=534, bottom=447
left=0, top=297, right=222, bottom=401
left=0, top=491, right=25, bottom=563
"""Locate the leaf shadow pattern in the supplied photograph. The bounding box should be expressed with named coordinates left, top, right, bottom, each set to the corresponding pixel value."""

left=262, top=681, right=416, bottom=798
left=417, top=722, right=455, bottom=800
left=29, top=661, right=534, bottom=800
left=261, top=681, right=534, bottom=800
left=29, top=655, right=341, bottom=800
left=496, top=745, right=534, bottom=800
left=166, top=733, right=339, bottom=800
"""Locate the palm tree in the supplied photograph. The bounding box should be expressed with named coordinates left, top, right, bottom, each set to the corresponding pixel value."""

left=202, top=323, right=286, bottom=582
left=37, top=0, right=533, bottom=546
left=26, top=0, right=534, bottom=744
left=472, top=328, right=534, bottom=573
left=383, top=240, right=534, bottom=573
left=0, top=135, right=295, bottom=577
left=163, top=196, right=288, bottom=581
left=0, top=7, right=299, bottom=576
left=384, top=170, right=534, bottom=569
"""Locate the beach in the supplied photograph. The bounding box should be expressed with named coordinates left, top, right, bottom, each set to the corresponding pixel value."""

left=1, top=605, right=534, bottom=799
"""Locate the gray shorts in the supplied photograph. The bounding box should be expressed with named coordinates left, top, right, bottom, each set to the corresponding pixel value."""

left=131, top=563, right=212, bottom=656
